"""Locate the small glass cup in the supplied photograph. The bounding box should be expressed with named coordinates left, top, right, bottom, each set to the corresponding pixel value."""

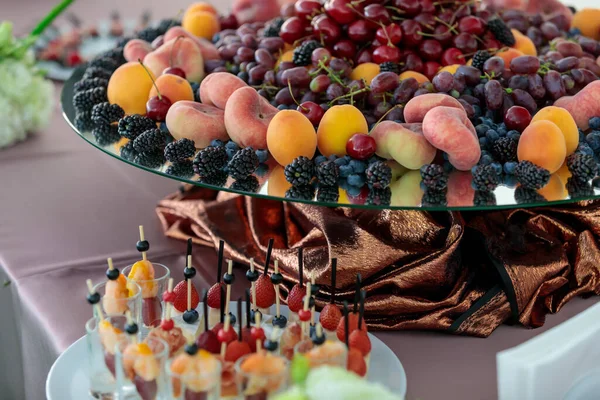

left=235, top=352, right=290, bottom=399
left=93, top=280, right=142, bottom=327
left=85, top=315, right=130, bottom=398
left=294, top=340, right=348, bottom=369
left=122, top=263, right=170, bottom=332
left=115, top=336, right=170, bottom=400
left=167, top=355, right=222, bottom=400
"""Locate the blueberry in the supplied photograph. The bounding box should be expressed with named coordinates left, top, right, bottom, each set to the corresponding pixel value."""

left=479, top=137, right=489, bottom=149
left=476, top=124, right=490, bottom=137
left=486, top=129, right=500, bottom=143
left=586, top=131, right=600, bottom=153
left=442, top=152, right=450, bottom=161
left=255, top=149, right=269, bottom=163
left=277, top=104, right=288, bottom=110
left=225, top=141, right=240, bottom=151
left=590, top=117, right=600, bottom=131
left=443, top=161, right=454, bottom=172
left=338, top=178, right=350, bottom=190
left=334, top=157, right=348, bottom=167
left=504, top=161, right=517, bottom=175
left=328, top=154, right=338, bottom=161
left=314, top=155, right=327, bottom=165
left=339, top=164, right=353, bottom=178
left=226, top=148, right=238, bottom=160
left=346, top=185, right=362, bottom=196
left=270, top=100, right=278, bottom=107
left=508, top=132, right=521, bottom=141
left=347, top=174, right=365, bottom=187
left=503, top=174, right=519, bottom=188
left=472, top=105, right=482, bottom=118
left=579, top=129, right=586, bottom=143
left=491, top=162, right=503, bottom=175
left=480, top=154, right=493, bottom=166
left=211, top=139, right=224, bottom=148
left=348, top=159, right=367, bottom=174
left=255, top=164, right=269, bottom=177
left=568, top=27, right=581, bottom=36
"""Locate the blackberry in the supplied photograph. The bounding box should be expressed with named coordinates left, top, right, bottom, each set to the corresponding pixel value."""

left=263, top=17, right=284, bottom=37
left=91, top=102, right=125, bottom=127
left=474, top=190, right=497, bottom=206
left=133, top=129, right=166, bottom=153
left=165, top=138, right=196, bottom=163
left=82, top=66, right=112, bottom=80
left=92, top=124, right=121, bottom=146
left=166, top=160, right=194, bottom=178
left=199, top=170, right=228, bottom=187
left=566, top=177, right=594, bottom=199
left=472, top=165, right=500, bottom=191
left=74, top=112, right=94, bottom=132
left=285, top=185, right=315, bottom=200
left=515, top=187, right=546, bottom=204
left=379, top=62, right=400, bottom=73
left=88, top=57, right=119, bottom=72
left=421, top=189, right=448, bottom=207
left=487, top=17, right=516, bottom=47
left=118, top=115, right=157, bottom=139
left=157, top=19, right=180, bottom=35
left=101, top=47, right=126, bottom=65
left=285, top=156, right=315, bottom=186
left=366, top=187, right=392, bottom=206
left=316, top=160, right=339, bottom=186
left=74, top=77, right=109, bottom=93
left=120, top=141, right=138, bottom=162
left=293, top=40, right=321, bottom=67
left=472, top=50, right=491, bottom=72
left=514, top=161, right=550, bottom=189
left=230, top=176, right=260, bottom=193
left=366, top=161, right=392, bottom=189
left=420, top=164, right=448, bottom=191
left=134, top=149, right=165, bottom=169
left=316, top=185, right=340, bottom=203
left=136, top=27, right=161, bottom=43
left=73, top=87, right=107, bottom=113
left=193, top=146, right=228, bottom=177
left=492, top=137, right=518, bottom=163
left=567, top=153, right=598, bottom=183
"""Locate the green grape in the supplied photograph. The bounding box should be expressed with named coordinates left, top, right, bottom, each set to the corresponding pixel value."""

left=290, top=354, right=311, bottom=385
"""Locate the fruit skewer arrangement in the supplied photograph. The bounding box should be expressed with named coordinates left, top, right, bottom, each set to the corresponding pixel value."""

left=252, top=238, right=276, bottom=318
left=287, top=247, right=307, bottom=321
left=207, top=239, right=225, bottom=328
left=319, top=258, right=342, bottom=337
left=147, top=278, right=186, bottom=356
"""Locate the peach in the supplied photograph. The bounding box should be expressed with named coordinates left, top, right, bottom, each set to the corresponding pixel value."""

left=107, top=62, right=155, bottom=115
left=350, top=63, right=380, bottom=85
left=398, top=71, right=430, bottom=84
left=224, top=87, right=279, bottom=149
left=182, top=11, right=220, bottom=40
left=390, top=170, right=423, bottom=207
left=164, top=27, right=220, bottom=60
left=422, top=107, right=480, bottom=171
left=387, top=160, right=408, bottom=182
left=447, top=171, right=475, bottom=207
left=199, top=72, right=248, bottom=109
left=554, top=81, right=600, bottom=130
left=404, top=93, right=464, bottom=123
left=572, top=9, right=600, bottom=40
left=149, top=74, right=194, bottom=104
left=512, top=29, right=537, bottom=56
left=144, top=37, right=205, bottom=83
left=165, top=101, right=229, bottom=148
left=267, top=110, right=317, bottom=166
left=317, top=105, right=369, bottom=157
left=233, top=0, right=283, bottom=24
left=371, top=121, right=437, bottom=170
left=517, top=120, right=566, bottom=174
left=124, top=39, right=153, bottom=63
left=531, top=106, right=579, bottom=155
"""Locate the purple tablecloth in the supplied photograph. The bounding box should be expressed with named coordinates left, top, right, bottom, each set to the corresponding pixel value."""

left=1, top=1, right=599, bottom=399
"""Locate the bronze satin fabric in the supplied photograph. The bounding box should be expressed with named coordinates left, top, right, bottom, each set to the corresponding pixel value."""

left=156, top=187, right=600, bottom=338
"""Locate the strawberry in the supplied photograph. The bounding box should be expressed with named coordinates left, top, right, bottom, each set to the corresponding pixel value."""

left=349, top=330, right=371, bottom=357
left=252, top=274, right=276, bottom=309
left=225, top=340, right=252, bottom=362
left=173, top=280, right=200, bottom=313
left=207, top=283, right=223, bottom=309
left=287, top=284, right=306, bottom=313
left=196, top=330, right=220, bottom=354
left=336, top=312, right=367, bottom=342
left=142, top=297, right=162, bottom=327
left=319, top=303, right=342, bottom=331
left=347, top=348, right=367, bottom=377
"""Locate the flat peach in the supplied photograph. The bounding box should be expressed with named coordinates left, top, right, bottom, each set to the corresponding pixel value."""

left=199, top=72, right=248, bottom=110
left=404, top=93, right=464, bottom=123
left=166, top=101, right=229, bottom=148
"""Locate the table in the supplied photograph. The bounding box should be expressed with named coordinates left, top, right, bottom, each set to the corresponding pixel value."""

left=1, top=1, right=599, bottom=399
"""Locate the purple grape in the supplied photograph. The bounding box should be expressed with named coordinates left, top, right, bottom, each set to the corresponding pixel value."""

left=458, top=99, right=475, bottom=119
left=275, top=87, right=299, bottom=105
left=556, top=41, right=583, bottom=58
left=502, top=92, right=515, bottom=117
left=508, top=75, right=529, bottom=90
left=326, top=83, right=346, bottom=102
left=540, top=22, right=559, bottom=40
left=555, top=56, right=579, bottom=72
left=527, top=74, right=546, bottom=99
left=393, top=78, right=419, bottom=104
left=330, top=58, right=352, bottom=78
left=371, top=72, right=400, bottom=94
left=386, top=107, right=405, bottom=122
left=310, top=75, right=331, bottom=93
left=580, top=69, right=599, bottom=85
left=483, top=56, right=505, bottom=78
left=579, top=58, right=600, bottom=77
left=259, top=37, right=285, bottom=53
left=254, top=48, right=275, bottom=68
left=347, top=80, right=368, bottom=100
left=452, top=75, right=466, bottom=93
left=474, top=83, right=486, bottom=101
left=485, top=80, right=504, bottom=110
left=281, top=67, right=311, bottom=87
left=526, top=27, right=543, bottom=47
left=374, top=102, right=393, bottom=119
left=263, top=70, right=276, bottom=86
left=236, top=47, right=255, bottom=62
left=571, top=69, right=585, bottom=85
left=460, top=94, right=480, bottom=105
left=433, top=71, right=454, bottom=92
left=456, top=65, right=482, bottom=86
left=413, top=88, right=430, bottom=97
left=248, top=65, right=268, bottom=85
left=241, top=34, right=258, bottom=49
left=511, top=89, right=537, bottom=114
left=543, top=70, right=566, bottom=100
left=510, top=56, right=540, bottom=74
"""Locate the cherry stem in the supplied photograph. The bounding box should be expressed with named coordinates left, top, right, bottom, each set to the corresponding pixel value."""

left=328, top=87, right=370, bottom=107
left=288, top=81, right=307, bottom=111
left=433, top=17, right=458, bottom=35
left=138, top=59, right=161, bottom=100
left=372, top=104, right=402, bottom=132
left=318, top=60, right=345, bottom=86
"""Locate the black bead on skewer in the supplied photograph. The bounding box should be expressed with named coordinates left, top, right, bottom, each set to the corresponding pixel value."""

left=250, top=309, right=262, bottom=324
left=228, top=311, right=237, bottom=326
left=136, top=240, right=149, bottom=253
left=216, top=240, right=224, bottom=284
left=263, top=238, right=274, bottom=276
left=310, top=282, right=320, bottom=296
left=86, top=292, right=101, bottom=305
left=353, top=274, right=362, bottom=314
left=106, top=269, right=120, bottom=281
left=298, top=247, right=304, bottom=287
left=223, top=272, right=235, bottom=285
left=185, top=343, right=199, bottom=356
left=203, top=289, right=209, bottom=333
left=302, top=295, right=316, bottom=309
left=183, top=309, right=199, bottom=323
left=270, top=272, right=283, bottom=285
left=264, top=339, right=278, bottom=352
left=311, top=326, right=326, bottom=346
left=246, top=269, right=259, bottom=282
left=272, top=315, right=288, bottom=328
left=126, top=321, right=139, bottom=335
left=183, top=238, right=196, bottom=280
left=329, top=259, right=337, bottom=304
left=245, top=289, right=252, bottom=328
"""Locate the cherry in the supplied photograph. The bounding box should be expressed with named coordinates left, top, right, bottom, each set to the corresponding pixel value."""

left=146, top=95, right=172, bottom=122
left=438, top=10, right=454, bottom=24
left=504, top=106, right=532, bottom=132
left=459, top=16, right=485, bottom=36
left=482, top=35, right=502, bottom=51
left=394, top=0, right=422, bottom=17
left=400, top=20, right=423, bottom=47
left=441, top=48, right=466, bottom=66
left=347, top=186, right=370, bottom=205
left=453, top=33, right=478, bottom=54
left=419, top=39, right=443, bottom=61
left=421, top=0, right=435, bottom=13
left=298, top=101, right=325, bottom=126
left=298, top=309, right=312, bottom=322
left=423, top=61, right=442, bottom=81
left=295, top=0, right=323, bottom=20
left=414, top=13, right=436, bottom=31
left=324, top=0, right=357, bottom=25
left=280, top=17, right=307, bottom=44
left=346, top=134, right=377, bottom=161
left=372, top=45, right=401, bottom=64
left=250, top=326, right=265, bottom=341
left=333, top=40, right=357, bottom=60
left=220, top=14, right=239, bottom=31
left=363, top=4, right=390, bottom=29
left=355, top=48, right=373, bottom=64
left=312, top=15, right=342, bottom=45
left=163, top=67, right=186, bottom=78
left=375, top=23, right=403, bottom=46
left=402, top=53, right=424, bottom=73
left=312, top=48, right=332, bottom=66
left=348, top=20, right=374, bottom=43
left=217, top=328, right=236, bottom=344
left=160, top=319, right=174, bottom=331
left=434, top=25, right=453, bottom=46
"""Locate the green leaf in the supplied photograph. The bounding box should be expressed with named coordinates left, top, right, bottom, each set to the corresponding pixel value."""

left=30, top=0, right=74, bottom=37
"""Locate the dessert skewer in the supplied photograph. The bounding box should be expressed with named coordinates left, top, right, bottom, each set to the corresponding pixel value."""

left=102, top=258, right=130, bottom=317
left=287, top=247, right=307, bottom=320
left=252, top=238, right=276, bottom=318
left=271, top=260, right=287, bottom=328
left=242, top=289, right=258, bottom=352
left=245, top=258, right=259, bottom=319
left=174, top=239, right=200, bottom=318
left=319, top=258, right=342, bottom=335
left=344, top=301, right=368, bottom=378
left=182, top=256, right=200, bottom=324
left=196, top=289, right=220, bottom=354
left=349, top=289, right=372, bottom=375
left=251, top=312, right=266, bottom=353
left=336, top=273, right=366, bottom=342
left=225, top=299, right=252, bottom=362
left=223, top=260, right=237, bottom=326
left=147, top=278, right=185, bottom=356
left=212, top=285, right=237, bottom=343
left=299, top=282, right=313, bottom=341
left=218, top=315, right=234, bottom=358
left=86, top=279, right=104, bottom=321
left=207, top=240, right=225, bottom=328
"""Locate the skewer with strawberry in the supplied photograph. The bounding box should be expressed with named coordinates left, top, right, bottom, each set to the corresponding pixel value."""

left=343, top=302, right=368, bottom=378
left=309, top=276, right=319, bottom=336
left=173, top=240, right=200, bottom=323
left=243, top=289, right=262, bottom=352
left=225, top=299, right=252, bottom=362
left=271, top=260, right=287, bottom=329
left=147, top=278, right=186, bottom=356
left=251, top=311, right=266, bottom=353
left=211, top=262, right=238, bottom=343
left=207, top=240, right=225, bottom=328
left=349, top=289, right=371, bottom=375
left=299, top=282, right=313, bottom=341
left=252, top=238, right=276, bottom=319
left=319, top=258, right=342, bottom=339
left=245, top=258, right=260, bottom=320
left=287, top=247, right=307, bottom=321
left=336, top=273, right=367, bottom=342
left=195, top=289, right=220, bottom=354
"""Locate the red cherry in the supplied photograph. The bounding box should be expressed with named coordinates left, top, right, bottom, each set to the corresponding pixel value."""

left=458, top=16, right=485, bottom=36
left=295, top=0, right=323, bottom=20
left=163, top=67, right=186, bottom=79
left=414, top=13, right=436, bottom=30
left=453, top=33, right=478, bottom=54
left=217, top=328, right=236, bottom=344
left=250, top=326, right=266, bottom=341
left=312, top=15, right=342, bottom=45
left=346, top=134, right=377, bottom=161
left=280, top=17, right=308, bottom=44
left=504, top=106, right=532, bottom=132
left=441, top=48, right=466, bottom=66
left=433, top=25, right=453, bottom=46
left=196, top=330, right=220, bottom=354
left=419, top=39, right=443, bottom=61
left=298, top=309, right=312, bottom=322
left=160, top=319, right=174, bottom=331
left=348, top=20, right=373, bottom=43
left=394, top=0, right=422, bottom=17
left=146, top=95, right=172, bottom=122
left=298, top=101, right=325, bottom=126
left=375, top=23, right=403, bottom=46
left=220, top=14, right=239, bottom=31
left=324, top=0, right=357, bottom=25
left=400, top=20, right=423, bottom=47
left=423, top=61, right=442, bottom=81
left=355, top=48, right=372, bottom=64
left=364, top=4, right=390, bottom=29
left=347, top=186, right=370, bottom=205
left=372, top=45, right=401, bottom=64
left=162, top=291, right=176, bottom=303
left=421, top=0, right=435, bottom=13
left=333, top=40, right=357, bottom=60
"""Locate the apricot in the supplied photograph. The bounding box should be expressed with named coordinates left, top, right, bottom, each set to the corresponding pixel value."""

left=554, top=81, right=600, bottom=130
left=572, top=9, right=600, bottom=40
left=531, top=106, right=579, bottom=156
left=317, top=105, right=369, bottom=157
left=267, top=166, right=292, bottom=197
left=350, top=63, right=380, bottom=85
left=185, top=2, right=218, bottom=16
left=149, top=74, right=194, bottom=104
left=276, top=50, right=294, bottom=69
left=511, top=29, right=537, bottom=56
left=267, top=110, right=317, bottom=166
left=404, top=93, right=464, bottom=123
left=496, top=48, right=526, bottom=65
left=556, top=162, right=573, bottom=185
left=108, top=62, right=155, bottom=115
left=183, top=11, right=221, bottom=40
left=537, top=174, right=568, bottom=201
left=517, top=120, right=567, bottom=174
left=398, top=71, right=430, bottom=84
left=439, top=64, right=460, bottom=75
